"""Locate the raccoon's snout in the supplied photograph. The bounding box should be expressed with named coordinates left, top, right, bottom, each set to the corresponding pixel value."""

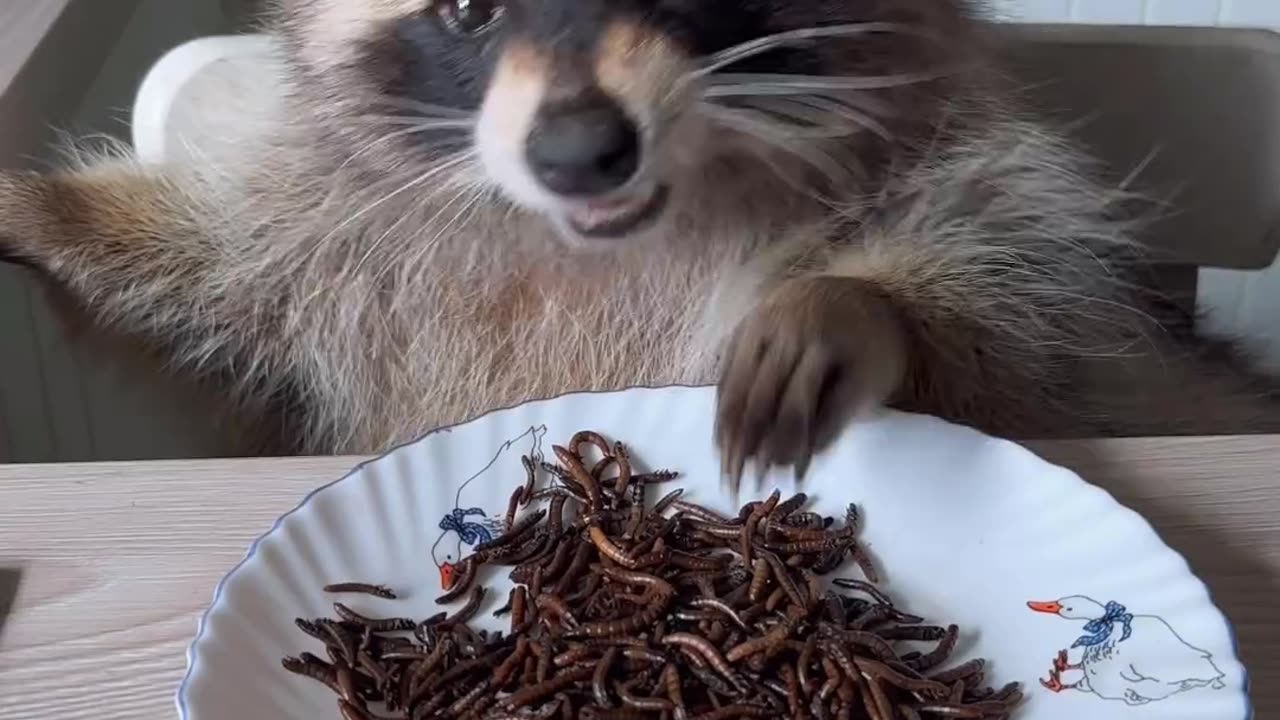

left=474, top=24, right=686, bottom=240
left=525, top=90, right=640, bottom=197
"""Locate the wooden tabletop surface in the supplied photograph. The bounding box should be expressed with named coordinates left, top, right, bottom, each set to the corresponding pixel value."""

left=0, top=436, right=1277, bottom=719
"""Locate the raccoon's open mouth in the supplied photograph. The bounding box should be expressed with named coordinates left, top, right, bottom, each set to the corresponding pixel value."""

left=564, top=184, right=669, bottom=239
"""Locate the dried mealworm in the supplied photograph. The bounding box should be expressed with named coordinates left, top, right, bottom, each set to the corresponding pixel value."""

left=831, top=578, right=893, bottom=606
left=686, top=597, right=748, bottom=631
left=661, top=633, right=742, bottom=690
left=725, top=612, right=798, bottom=662
left=283, top=430, right=1015, bottom=720
left=504, top=666, right=594, bottom=709
left=905, top=624, right=959, bottom=672
left=652, top=488, right=684, bottom=515
left=670, top=500, right=734, bottom=524
left=878, top=625, right=949, bottom=642
left=569, top=599, right=669, bottom=639
left=747, top=557, right=770, bottom=603
left=504, top=486, right=525, bottom=530
left=762, top=550, right=806, bottom=608
left=570, top=430, right=614, bottom=459
left=476, top=509, right=547, bottom=553
left=294, top=617, right=328, bottom=642
left=611, top=442, right=632, bottom=496
left=929, top=658, right=985, bottom=684
left=332, top=603, right=414, bottom=632
left=323, top=583, right=397, bottom=599
left=547, top=493, right=568, bottom=536
left=337, top=700, right=370, bottom=720
left=552, top=444, right=603, bottom=510
left=553, top=643, right=593, bottom=667
left=282, top=656, right=343, bottom=695
left=615, top=679, right=673, bottom=712
left=440, top=586, right=486, bottom=626
left=535, top=592, right=580, bottom=627
left=851, top=543, right=879, bottom=583
left=588, top=524, right=640, bottom=569
left=538, top=537, right=575, bottom=579
left=593, top=647, right=619, bottom=707
left=774, top=492, right=809, bottom=517
left=520, top=454, right=538, bottom=506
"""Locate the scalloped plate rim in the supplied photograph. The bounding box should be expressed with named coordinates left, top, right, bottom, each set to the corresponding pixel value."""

left=174, top=383, right=1252, bottom=720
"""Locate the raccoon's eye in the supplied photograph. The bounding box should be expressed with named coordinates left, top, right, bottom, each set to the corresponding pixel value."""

left=431, top=0, right=504, bottom=36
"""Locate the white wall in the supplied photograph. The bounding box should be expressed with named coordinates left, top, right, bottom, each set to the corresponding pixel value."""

left=994, top=0, right=1280, bottom=25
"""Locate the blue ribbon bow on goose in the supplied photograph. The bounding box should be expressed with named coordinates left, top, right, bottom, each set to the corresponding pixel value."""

left=1072, top=601, right=1134, bottom=648
left=438, top=507, right=497, bottom=545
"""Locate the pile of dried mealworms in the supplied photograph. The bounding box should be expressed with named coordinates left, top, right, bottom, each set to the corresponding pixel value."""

left=284, top=430, right=1022, bottom=720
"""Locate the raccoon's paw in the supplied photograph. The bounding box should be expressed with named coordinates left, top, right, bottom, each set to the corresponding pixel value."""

left=714, top=276, right=907, bottom=489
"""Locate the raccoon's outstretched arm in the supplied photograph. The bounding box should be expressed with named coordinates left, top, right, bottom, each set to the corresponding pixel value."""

left=0, top=166, right=300, bottom=451
left=0, top=167, right=213, bottom=304
left=715, top=119, right=1162, bottom=480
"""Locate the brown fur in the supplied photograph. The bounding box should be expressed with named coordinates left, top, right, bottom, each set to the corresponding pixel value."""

left=1, top=1, right=1277, bottom=465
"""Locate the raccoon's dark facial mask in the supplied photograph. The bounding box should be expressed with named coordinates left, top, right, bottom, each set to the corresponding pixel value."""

left=308, top=0, right=965, bottom=243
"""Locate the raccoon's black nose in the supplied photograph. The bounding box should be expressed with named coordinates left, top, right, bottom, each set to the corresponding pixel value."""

left=526, top=93, right=640, bottom=196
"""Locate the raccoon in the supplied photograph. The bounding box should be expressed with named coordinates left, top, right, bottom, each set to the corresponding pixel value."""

left=0, top=0, right=1276, bottom=474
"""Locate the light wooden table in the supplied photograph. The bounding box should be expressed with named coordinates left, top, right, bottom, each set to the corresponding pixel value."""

left=1, top=437, right=1277, bottom=719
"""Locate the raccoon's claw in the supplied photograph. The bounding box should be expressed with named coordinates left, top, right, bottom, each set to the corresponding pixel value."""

left=714, top=276, right=907, bottom=489
left=715, top=324, right=846, bottom=490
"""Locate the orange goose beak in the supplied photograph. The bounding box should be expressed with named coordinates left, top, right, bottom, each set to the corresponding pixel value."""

left=439, top=562, right=456, bottom=590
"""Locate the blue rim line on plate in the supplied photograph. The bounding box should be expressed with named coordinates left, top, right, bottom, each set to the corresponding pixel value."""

left=174, top=384, right=1252, bottom=720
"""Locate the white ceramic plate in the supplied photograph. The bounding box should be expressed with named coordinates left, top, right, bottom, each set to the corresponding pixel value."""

left=178, top=385, right=1249, bottom=720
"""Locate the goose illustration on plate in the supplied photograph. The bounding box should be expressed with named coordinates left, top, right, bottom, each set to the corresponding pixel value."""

left=430, top=425, right=547, bottom=590
left=1030, top=595, right=1227, bottom=707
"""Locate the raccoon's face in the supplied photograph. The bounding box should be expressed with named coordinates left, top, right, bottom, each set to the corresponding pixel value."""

left=278, top=0, right=974, bottom=244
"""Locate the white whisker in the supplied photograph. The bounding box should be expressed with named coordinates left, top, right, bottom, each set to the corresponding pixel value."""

left=706, top=70, right=944, bottom=95
left=419, top=185, right=490, bottom=259
left=699, top=104, right=857, bottom=187
left=753, top=90, right=900, bottom=119
left=303, top=150, right=477, bottom=263
left=711, top=104, right=856, bottom=139
left=339, top=122, right=474, bottom=170
left=352, top=115, right=477, bottom=128
left=727, top=96, right=892, bottom=141
left=690, top=22, right=922, bottom=79
left=348, top=168, right=476, bottom=278
left=381, top=181, right=487, bottom=290
left=373, top=96, right=475, bottom=119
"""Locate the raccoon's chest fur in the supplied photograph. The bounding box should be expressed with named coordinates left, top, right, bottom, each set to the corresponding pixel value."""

left=166, top=120, right=829, bottom=453
left=347, top=251, right=713, bottom=447
left=254, top=175, right=810, bottom=453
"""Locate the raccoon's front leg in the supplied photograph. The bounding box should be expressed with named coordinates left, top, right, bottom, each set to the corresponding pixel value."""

left=0, top=166, right=301, bottom=452
left=715, top=275, right=909, bottom=482
left=0, top=166, right=225, bottom=358
left=1, top=168, right=206, bottom=286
